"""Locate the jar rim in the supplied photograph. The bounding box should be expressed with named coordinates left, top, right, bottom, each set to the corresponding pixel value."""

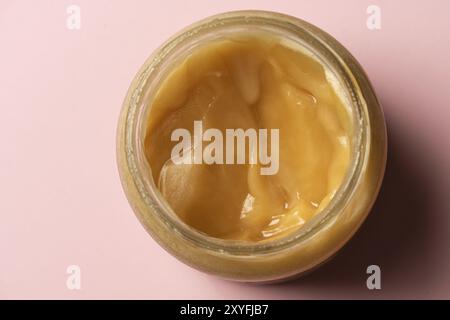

left=123, top=10, right=369, bottom=255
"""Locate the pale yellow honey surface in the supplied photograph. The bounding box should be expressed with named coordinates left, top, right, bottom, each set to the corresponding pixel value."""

left=144, top=34, right=352, bottom=242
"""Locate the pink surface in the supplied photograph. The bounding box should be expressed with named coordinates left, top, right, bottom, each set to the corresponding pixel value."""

left=1, top=0, right=450, bottom=299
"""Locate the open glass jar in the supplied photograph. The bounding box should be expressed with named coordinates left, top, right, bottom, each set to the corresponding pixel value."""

left=116, top=10, right=387, bottom=283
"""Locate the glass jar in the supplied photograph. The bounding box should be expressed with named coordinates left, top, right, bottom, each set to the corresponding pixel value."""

left=116, top=10, right=387, bottom=283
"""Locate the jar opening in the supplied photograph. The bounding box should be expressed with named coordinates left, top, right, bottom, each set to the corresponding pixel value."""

left=124, top=11, right=367, bottom=255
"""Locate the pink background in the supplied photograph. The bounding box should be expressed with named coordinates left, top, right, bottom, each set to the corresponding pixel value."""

left=1, top=0, right=450, bottom=299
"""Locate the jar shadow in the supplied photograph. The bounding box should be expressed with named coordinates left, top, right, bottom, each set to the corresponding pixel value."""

left=267, top=100, right=440, bottom=297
